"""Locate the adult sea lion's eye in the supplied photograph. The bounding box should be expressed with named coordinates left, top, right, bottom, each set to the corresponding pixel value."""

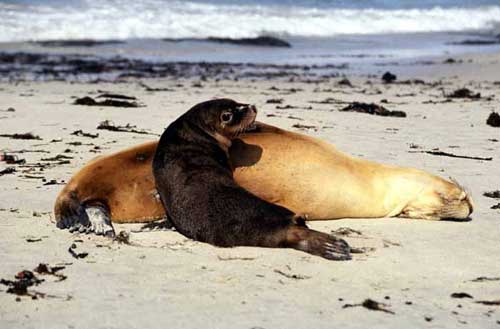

left=221, top=112, right=233, bottom=123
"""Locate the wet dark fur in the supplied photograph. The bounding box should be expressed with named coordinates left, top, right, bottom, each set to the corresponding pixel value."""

left=152, top=99, right=351, bottom=260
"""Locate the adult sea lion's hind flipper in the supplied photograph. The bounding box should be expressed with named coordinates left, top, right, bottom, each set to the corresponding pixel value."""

left=54, top=190, right=114, bottom=237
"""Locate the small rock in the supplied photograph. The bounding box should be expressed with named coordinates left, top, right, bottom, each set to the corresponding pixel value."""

left=382, top=72, right=397, bottom=83
left=486, top=112, right=500, bottom=127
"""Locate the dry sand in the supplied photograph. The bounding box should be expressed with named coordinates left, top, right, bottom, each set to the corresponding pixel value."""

left=1, top=53, right=499, bottom=328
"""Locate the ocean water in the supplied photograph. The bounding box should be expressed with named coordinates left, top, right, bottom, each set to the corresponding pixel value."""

left=1, top=0, right=500, bottom=71
left=1, top=0, right=500, bottom=42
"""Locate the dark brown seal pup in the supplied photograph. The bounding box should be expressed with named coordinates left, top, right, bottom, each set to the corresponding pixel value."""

left=152, top=98, right=351, bottom=260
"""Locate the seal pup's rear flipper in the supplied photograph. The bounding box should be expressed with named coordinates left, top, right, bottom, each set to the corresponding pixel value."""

left=285, top=225, right=352, bottom=261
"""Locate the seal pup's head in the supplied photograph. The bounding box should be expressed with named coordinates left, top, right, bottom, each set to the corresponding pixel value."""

left=399, top=174, right=474, bottom=221
left=186, top=98, right=257, bottom=150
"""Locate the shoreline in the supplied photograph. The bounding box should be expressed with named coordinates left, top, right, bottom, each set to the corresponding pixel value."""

left=2, top=31, right=500, bottom=82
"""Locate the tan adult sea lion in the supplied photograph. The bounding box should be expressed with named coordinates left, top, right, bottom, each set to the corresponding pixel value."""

left=55, top=122, right=473, bottom=236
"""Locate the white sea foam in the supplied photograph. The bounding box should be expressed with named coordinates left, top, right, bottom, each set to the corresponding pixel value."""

left=1, top=0, right=500, bottom=42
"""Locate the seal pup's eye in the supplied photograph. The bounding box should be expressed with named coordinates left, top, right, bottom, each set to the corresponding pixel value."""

left=220, top=112, right=233, bottom=123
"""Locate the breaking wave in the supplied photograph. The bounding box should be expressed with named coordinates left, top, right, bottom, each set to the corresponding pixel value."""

left=1, top=0, right=500, bottom=42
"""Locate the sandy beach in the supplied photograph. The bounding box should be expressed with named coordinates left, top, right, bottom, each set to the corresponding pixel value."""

left=1, top=50, right=499, bottom=328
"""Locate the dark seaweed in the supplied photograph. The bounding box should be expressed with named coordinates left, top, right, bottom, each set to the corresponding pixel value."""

left=340, top=102, right=406, bottom=117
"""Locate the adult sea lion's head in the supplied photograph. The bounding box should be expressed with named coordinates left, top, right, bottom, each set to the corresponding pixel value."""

left=399, top=175, right=474, bottom=221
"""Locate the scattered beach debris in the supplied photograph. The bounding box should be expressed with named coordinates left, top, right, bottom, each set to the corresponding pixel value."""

left=74, top=96, right=140, bottom=108
left=26, top=237, right=42, bottom=242
left=360, top=88, right=383, bottom=95
left=382, top=239, right=401, bottom=247
left=340, top=102, right=406, bottom=117
left=451, top=292, right=474, bottom=299
left=343, top=299, right=395, bottom=314
left=139, top=82, right=174, bottom=92
left=96, top=93, right=136, bottom=100
left=422, top=99, right=453, bottom=104
left=1, top=270, right=43, bottom=298
left=395, top=92, right=416, bottom=97
left=491, top=203, right=500, bottom=209
left=476, top=300, right=500, bottom=306
left=412, top=150, right=493, bottom=161
left=443, top=58, right=460, bottom=64
left=97, top=120, right=157, bottom=135
left=486, top=112, right=500, bottom=127
left=113, top=231, right=131, bottom=244
left=266, top=98, right=283, bottom=104
left=0, top=167, right=16, bottom=176
left=310, top=97, right=349, bottom=105
left=0, top=153, right=25, bottom=164
left=277, top=105, right=311, bottom=110
left=424, top=316, right=434, bottom=322
left=268, top=86, right=303, bottom=93
left=292, top=123, right=316, bottom=130
left=71, top=129, right=99, bottom=138
left=34, top=263, right=67, bottom=282
left=68, top=243, right=89, bottom=259
left=337, top=78, right=353, bottom=87
left=0, top=132, right=41, bottom=140
left=470, top=276, right=500, bottom=282
left=483, top=191, right=500, bottom=199
left=41, top=154, right=73, bottom=162
left=446, top=88, right=481, bottom=99
left=13, top=149, right=50, bottom=154
left=274, top=269, right=311, bottom=280
left=43, top=179, right=65, bottom=185
left=0, top=264, right=68, bottom=300
left=0, top=107, right=16, bottom=112
left=398, top=79, right=426, bottom=85
left=382, top=71, right=397, bottom=83
left=23, top=174, right=46, bottom=180
left=39, top=156, right=71, bottom=166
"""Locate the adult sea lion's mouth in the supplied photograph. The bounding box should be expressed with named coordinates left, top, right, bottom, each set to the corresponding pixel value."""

left=245, top=122, right=258, bottom=132
left=241, top=104, right=257, bottom=132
